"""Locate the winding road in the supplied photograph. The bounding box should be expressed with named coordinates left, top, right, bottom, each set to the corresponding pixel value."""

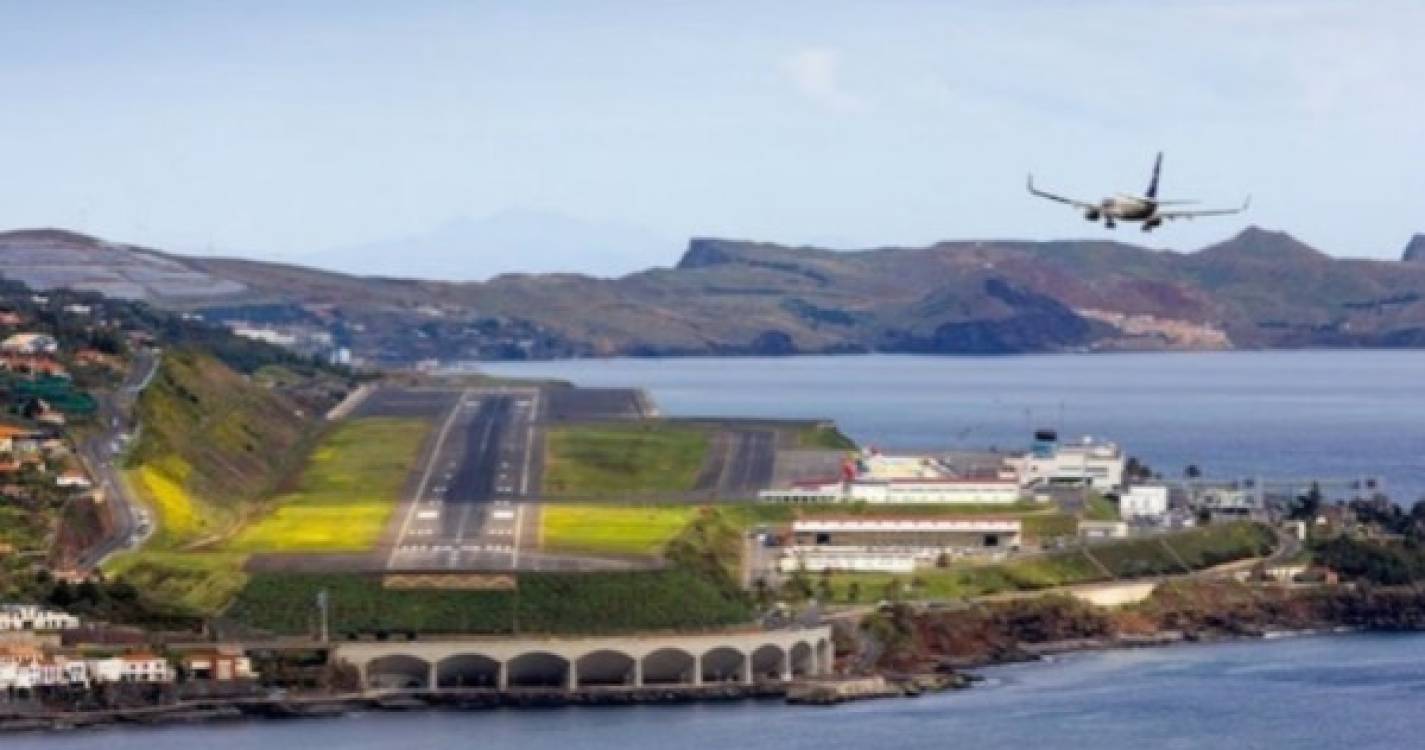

left=75, top=347, right=160, bottom=570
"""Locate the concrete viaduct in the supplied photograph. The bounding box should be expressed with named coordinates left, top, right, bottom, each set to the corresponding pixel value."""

left=336, top=627, right=833, bottom=691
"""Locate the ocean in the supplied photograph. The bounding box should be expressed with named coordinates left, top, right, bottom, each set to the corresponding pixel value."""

left=483, top=350, right=1425, bottom=502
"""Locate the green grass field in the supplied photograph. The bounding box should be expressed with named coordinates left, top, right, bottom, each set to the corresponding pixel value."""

left=107, top=417, right=431, bottom=616
left=225, top=418, right=430, bottom=552
left=1084, top=492, right=1121, bottom=521
left=540, top=504, right=702, bottom=556
left=543, top=423, right=709, bottom=495
left=796, top=423, right=857, bottom=450
left=822, top=522, right=1274, bottom=604
left=103, top=551, right=250, bottom=616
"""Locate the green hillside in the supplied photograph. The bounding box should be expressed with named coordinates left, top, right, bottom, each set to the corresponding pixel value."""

left=126, top=349, right=317, bottom=547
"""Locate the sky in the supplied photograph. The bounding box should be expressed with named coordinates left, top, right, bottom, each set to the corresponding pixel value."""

left=2, top=0, right=1423, bottom=278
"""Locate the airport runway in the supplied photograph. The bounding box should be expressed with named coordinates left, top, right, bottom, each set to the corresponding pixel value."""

left=692, top=428, right=777, bottom=498
left=386, top=387, right=542, bottom=571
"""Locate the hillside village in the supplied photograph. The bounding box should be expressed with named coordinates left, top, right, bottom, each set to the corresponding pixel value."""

left=0, top=278, right=356, bottom=712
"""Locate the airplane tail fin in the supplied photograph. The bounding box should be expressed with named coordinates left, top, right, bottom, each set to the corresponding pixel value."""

left=1146, top=151, right=1163, bottom=199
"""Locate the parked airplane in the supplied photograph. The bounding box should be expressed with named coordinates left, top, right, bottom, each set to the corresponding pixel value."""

left=1027, top=152, right=1249, bottom=231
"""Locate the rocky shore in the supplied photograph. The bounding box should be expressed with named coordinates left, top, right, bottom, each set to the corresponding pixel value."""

left=860, top=579, right=1425, bottom=676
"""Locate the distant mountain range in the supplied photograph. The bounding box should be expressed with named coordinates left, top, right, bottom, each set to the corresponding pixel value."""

left=291, top=209, right=674, bottom=281
left=2, top=226, right=1425, bottom=363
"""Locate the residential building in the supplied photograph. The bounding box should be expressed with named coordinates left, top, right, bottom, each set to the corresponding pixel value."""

left=87, top=654, right=174, bottom=684
left=0, top=333, right=58, bottom=355
left=0, top=424, right=39, bottom=453
left=0, top=646, right=88, bottom=690
left=180, top=647, right=255, bottom=681
left=1191, top=485, right=1266, bottom=521
left=55, top=468, right=92, bottom=489
left=0, top=604, right=81, bottom=632
left=1120, top=485, right=1170, bottom=521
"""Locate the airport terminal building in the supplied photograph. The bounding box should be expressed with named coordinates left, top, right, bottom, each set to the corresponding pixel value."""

left=777, top=517, right=1022, bottom=573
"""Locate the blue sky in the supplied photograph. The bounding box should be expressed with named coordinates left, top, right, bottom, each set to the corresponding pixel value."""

left=1, top=0, right=1422, bottom=275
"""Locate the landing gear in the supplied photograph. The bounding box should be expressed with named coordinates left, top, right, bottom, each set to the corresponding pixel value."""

left=1142, top=218, right=1163, bottom=233
left=1104, top=218, right=1117, bottom=229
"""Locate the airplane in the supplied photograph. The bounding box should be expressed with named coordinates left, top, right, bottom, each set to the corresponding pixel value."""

left=1027, top=152, right=1249, bottom=231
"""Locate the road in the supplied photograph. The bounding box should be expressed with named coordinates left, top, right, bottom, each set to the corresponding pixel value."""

left=386, top=388, right=542, bottom=571
left=75, top=347, right=161, bottom=570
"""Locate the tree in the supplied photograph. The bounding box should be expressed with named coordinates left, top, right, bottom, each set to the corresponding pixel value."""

left=1290, top=482, right=1325, bottom=522
left=846, top=581, right=862, bottom=604
left=752, top=577, right=771, bottom=606
left=1184, top=464, right=1202, bottom=480
left=784, top=568, right=813, bottom=601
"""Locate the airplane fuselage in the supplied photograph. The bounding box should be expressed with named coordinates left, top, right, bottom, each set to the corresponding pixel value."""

left=1082, top=195, right=1163, bottom=230
left=1095, top=196, right=1155, bottom=221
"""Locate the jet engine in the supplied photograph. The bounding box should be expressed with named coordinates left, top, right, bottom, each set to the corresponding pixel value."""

left=1084, top=208, right=1101, bottom=221
left=1142, top=217, right=1163, bottom=232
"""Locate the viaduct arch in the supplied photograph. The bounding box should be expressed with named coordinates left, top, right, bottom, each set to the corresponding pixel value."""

left=338, top=627, right=833, bottom=692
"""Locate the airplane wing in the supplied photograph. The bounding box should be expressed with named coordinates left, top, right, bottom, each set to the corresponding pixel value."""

left=1027, top=175, right=1098, bottom=211
left=1159, top=196, right=1252, bottom=220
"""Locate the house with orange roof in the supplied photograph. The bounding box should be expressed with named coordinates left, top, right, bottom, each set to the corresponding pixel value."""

left=0, top=423, right=40, bottom=454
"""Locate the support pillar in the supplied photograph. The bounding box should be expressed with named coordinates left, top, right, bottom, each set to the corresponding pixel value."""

left=632, top=658, right=643, bottom=688
left=781, top=651, right=792, bottom=682
left=428, top=662, right=438, bottom=691
left=567, top=661, right=578, bottom=691
left=497, top=661, right=508, bottom=691
left=693, top=655, right=703, bottom=686
left=741, top=655, right=752, bottom=686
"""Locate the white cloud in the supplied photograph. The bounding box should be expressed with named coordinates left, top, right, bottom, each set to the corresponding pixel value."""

left=781, top=47, right=865, bottom=113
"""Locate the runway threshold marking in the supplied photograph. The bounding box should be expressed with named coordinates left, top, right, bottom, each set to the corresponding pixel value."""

left=386, top=388, right=470, bottom=569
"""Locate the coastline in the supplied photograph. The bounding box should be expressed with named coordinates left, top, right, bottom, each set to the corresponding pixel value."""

left=0, top=623, right=1374, bottom=733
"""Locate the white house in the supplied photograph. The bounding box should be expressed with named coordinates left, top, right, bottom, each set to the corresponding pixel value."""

left=0, top=604, right=81, bottom=632
left=1120, top=485, right=1170, bottom=520
left=54, top=469, right=93, bottom=489
left=87, top=654, right=174, bottom=684
left=0, top=648, right=87, bottom=690
left=0, top=333, right=59, bottom=355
